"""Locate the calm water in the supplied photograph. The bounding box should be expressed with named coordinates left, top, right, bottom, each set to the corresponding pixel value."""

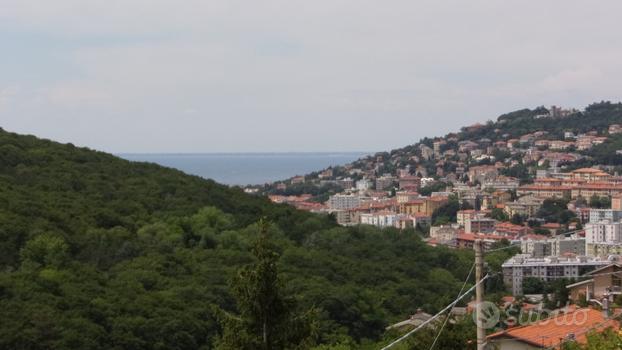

left=119, top=153, right=368, bottom=186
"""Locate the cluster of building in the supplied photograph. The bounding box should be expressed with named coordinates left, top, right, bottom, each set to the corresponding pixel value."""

left=261, top=107, right=622, bottom=313
left=502, top=203, right=622, bottom=296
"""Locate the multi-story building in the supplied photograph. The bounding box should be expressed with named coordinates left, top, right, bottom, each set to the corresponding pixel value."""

left=399, top=196, right=449, bottom=216
left=482, top=177, right=520, bottom=191
left=398, top=176, right=420, bottom=190
left=503, top=196, right=543, bottom=218
left=337, top=177, right=354, bottom=189
left=516, top=185, right=571, bottom=199
left=468, top=165, right=498, bottom=183
left=355, top=179, right=373, bottom=192
left=327, top=194, right=361, bottom=210
left=585, top=221, right=622, bottom=244
left=570, top=168, right=611, bottom=182
left=551, top=238, right=586, bottom=257
left=587, top=244, right=622, bottom=257
left=396, top=214, right=431, bottom=229
left=589, top=209, right=622, bottom=223
left=502, top=254, right=611, bottom=295
left=465, top=217, right=496, bottom=234
left=494, top=222, right=532, bottom=237
left=335, top=210, right=360, bottom=226
left=519, top=236, right=585, bottom=258
left=570, top=184, right=622, bottom=199
left=359, top=211, right=401, bottom=228
left=375, top=175, right=396, bottom=190
left=429, top=225, right=459, bottom=242
left=395, top=191, right=421, bottom=204
left=456, top=210, right=482, bottom=227
left=520, top=239, right=552, bottom=258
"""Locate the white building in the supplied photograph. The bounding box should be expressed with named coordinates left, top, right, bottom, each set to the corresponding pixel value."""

left=520, top=237, right=586, bottom=258
left=502, top=254, right=612, bottom=295
left=359, top=211, right=401, bottom=228
left=355, top=179, right=373, bottom=192
left=327, top=194, right=361, bottom=210
left=589, top=209, right=622, bottom=223
left=585, top=221, right=622, bottom=244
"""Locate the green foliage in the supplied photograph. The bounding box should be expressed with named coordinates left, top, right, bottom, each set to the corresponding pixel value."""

left=522, top=277, right=546, bottom=294
left=418, top=182, right=449, bottom=196
left=589, top=195, right=611, bottom=209
left=431, top=196, right=460, bottom=225
left=536, top=198, right=576, bottom=224
left=499, top=164, right=531, bottom=184
left=561, top=328, right=622, bottom=349
left=216, top=221, right=318, bottom=350
left=377, top=318, right=477, bottom=350
left=489, top=208, right=509, bottom=221
left=585, top=133, right=622, bottom=165
left=0, top=128, right=486, bottom=348
left=20, top=233, right=70, bottom=270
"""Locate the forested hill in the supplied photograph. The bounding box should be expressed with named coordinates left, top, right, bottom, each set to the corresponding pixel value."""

left=0, top=127, right=332, bottom=266
left=0, top=128, right=504, bottom=349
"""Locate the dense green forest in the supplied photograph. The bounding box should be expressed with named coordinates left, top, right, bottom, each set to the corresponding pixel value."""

left=0, top=128, right=514, bottom=349
left=461, top=101, right=622, bottom=142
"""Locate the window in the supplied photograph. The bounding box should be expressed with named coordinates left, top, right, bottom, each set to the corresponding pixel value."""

left=613, top=273, right=622, bottom=288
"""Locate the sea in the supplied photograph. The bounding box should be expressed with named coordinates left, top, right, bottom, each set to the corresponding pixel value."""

left=118, top=152, right=369, bottom=186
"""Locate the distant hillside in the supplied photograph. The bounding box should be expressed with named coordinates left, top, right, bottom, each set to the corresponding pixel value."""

left=0, top=128, right=508, bottom=349
left=263, top=101, right=622, bottom=196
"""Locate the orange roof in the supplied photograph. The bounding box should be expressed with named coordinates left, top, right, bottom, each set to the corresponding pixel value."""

left=534, top=178, right=562, bottom=182
left=457, top=233, right=507, bottom=241
left=496, top=222, right=525, bottom=229
left=519, top=185, right=573, bottom=191
left=572, top=168, right=606, bottom=174
left=488, top=308, right=618, bottom=348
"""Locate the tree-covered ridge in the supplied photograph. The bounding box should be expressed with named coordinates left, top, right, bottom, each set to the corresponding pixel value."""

left=0, top=127, right=333, bottom=266
left=0, top=127, right=502, bottom=349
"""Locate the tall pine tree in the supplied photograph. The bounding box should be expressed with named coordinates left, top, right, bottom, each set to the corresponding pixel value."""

left=216, top=220, right=317, bottom=350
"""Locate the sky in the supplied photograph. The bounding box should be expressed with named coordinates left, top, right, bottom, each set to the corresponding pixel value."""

left=1, top=1, right=622, bottom=153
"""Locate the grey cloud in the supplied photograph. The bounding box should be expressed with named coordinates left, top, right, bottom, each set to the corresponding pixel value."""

left=1, top=0, right=622, bottom=152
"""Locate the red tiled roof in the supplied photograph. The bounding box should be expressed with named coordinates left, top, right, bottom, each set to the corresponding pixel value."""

left=457, top=233, right=507, bottom=241
left=488, top=308, right=618, bottom=348
left=519, top=185, right=573, bottom=191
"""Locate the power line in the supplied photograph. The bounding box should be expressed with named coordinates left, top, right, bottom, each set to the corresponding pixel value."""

left=486, top=244, right=521, bottom=253
left=428, top=263, right=475, bottom=350
left=380, top=274, right=490, bottom=350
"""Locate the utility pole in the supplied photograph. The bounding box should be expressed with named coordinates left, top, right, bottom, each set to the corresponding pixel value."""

left=474, top=239, right=486, bottom=350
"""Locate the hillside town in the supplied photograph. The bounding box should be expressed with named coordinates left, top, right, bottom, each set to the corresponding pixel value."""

left=260, top=104, right=622, bottom=309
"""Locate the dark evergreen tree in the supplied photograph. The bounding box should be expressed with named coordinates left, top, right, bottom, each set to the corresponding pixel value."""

left=216, top=220, right=317, bottom=350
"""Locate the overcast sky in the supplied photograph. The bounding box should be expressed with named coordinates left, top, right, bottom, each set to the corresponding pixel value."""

left=1, top=1, right=622, bottom=153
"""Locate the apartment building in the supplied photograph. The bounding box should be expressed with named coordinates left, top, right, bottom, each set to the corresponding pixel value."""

left=465, top=217, right=496, bottom=234
left=502, top=254, right=610, bottom=295
left=359, top=211, right=401, bottom=228
left=589, top=209, right=622, bottom=223
left=327, top=194, right=361, bottom=210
